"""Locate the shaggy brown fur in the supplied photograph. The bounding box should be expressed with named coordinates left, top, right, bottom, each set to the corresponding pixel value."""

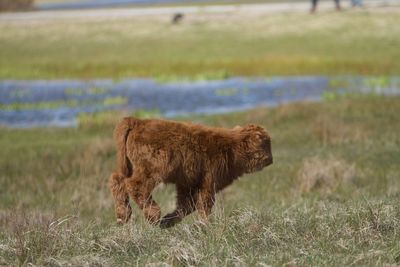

left=109, top=117, right=273, bottom=228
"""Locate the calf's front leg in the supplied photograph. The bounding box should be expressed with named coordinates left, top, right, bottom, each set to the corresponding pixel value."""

left=196, top=187, right=216, bottom=220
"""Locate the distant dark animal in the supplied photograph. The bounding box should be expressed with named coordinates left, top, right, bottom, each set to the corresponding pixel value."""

left=311, top=0, right=341, bottom=12
left=172, top=13, right=184, bottom=24
left=109, top=117, right=273, bottom=228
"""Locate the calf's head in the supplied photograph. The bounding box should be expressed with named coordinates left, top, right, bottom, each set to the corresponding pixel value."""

left=236, top=124, right=273, bottom=173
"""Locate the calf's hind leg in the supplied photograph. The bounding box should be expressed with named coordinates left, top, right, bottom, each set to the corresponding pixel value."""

left=125, top=170, right=161, bottom=224
left=109, top=172, right=132, bottom=224
left=160, top=186, right=198, bottom=228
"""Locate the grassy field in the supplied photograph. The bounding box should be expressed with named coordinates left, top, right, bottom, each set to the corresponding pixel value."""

left=1, top=7, right=400, bottom=79
left=1, top=3, right=400, bottom=266
left=0, top=94, right=399, bottom=266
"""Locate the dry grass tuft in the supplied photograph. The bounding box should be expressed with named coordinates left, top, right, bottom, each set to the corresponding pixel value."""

left=312, top=115, right=368, bottom=146
left=0, top=211, right=75, bottom=265
left=296, top=157, right=357, bottom=194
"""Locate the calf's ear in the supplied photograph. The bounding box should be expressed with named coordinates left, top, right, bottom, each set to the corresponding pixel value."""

left=244, top=124, right=264, bottom=131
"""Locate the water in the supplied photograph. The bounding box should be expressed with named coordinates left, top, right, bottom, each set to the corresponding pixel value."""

left=37, top=0, right=206, bottom=10
left=0, top=76, right=399, bottom=128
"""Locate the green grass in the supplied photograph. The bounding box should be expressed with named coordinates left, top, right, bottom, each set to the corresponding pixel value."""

left=0, top=95, right=399, bottom=266
left=1, top=8, right=400, bottom=79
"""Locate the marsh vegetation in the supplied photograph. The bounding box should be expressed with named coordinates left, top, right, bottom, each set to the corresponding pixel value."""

left=0, top=0, right=34, bottom=11
left=1, top=8, right=400, bottom=79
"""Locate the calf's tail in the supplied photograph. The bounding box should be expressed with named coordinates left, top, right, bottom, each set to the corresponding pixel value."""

left=114, top=117, right=138, bottom=178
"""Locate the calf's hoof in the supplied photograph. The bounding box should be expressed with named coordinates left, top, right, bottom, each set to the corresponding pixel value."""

left=115, top=204, right=132, bottom=225
left=160, top=213, right=181, bottom=229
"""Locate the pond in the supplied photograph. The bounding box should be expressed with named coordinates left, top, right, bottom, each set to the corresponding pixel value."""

left=0, top=76, right=399, bottom=128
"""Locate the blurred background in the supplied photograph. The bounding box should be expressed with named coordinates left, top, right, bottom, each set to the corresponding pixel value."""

left=0, top=0, right=400, bottom=266
left=1, top=0, right=400, bottom=127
